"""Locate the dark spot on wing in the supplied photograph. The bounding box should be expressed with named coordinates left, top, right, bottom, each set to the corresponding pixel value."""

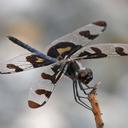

left=26, top=55, right=51, bottom=68
left=41, top=72, right=57, bottom=84
left=93, top=21, right=107, bottom=31
left=35, top=89, right=52, bottom=98
left=53, top=64, right=61, bottom=70
left=28, top=100, right=46, bottom=108
left=91, top=47, right=106, bottom=55
left=78, top=47, right=107, bottom=59
left=7, top=64, right=23, bottom=72
left=93, top=21, right=107, bottom=27
left=115, top=47, right=128, bottom=56
left=41, top=64, right=63, bottom=84
left=79, top=31, right=99, bottom=40
left=47, top=42, right=81, bottom=59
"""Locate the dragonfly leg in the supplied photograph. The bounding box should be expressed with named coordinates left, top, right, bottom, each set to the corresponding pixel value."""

left=78, top=81, right=101, bottom=96
left=72, top=80, right=92, bottom=110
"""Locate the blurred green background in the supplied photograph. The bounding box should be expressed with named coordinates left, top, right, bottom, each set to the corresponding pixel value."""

left=0, top=0, right=128, bottom=128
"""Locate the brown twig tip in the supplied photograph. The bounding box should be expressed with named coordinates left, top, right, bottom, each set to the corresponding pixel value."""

left=88, top=82, right=104, bottom=128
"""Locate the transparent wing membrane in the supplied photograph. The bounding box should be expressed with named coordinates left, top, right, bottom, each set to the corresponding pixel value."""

left=28, top=62, right=66, bottom=108
left=72, top=43, right=128, bottom=60
left=0, top=53, right=53, bottom=74
left=47, top=21, right=107, bottom=59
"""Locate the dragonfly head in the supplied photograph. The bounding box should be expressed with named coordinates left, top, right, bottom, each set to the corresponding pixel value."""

left=77, top=68, right=93, bottom=85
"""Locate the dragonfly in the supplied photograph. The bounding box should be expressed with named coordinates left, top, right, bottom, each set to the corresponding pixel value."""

left=1, top=21, right=128, bottom=110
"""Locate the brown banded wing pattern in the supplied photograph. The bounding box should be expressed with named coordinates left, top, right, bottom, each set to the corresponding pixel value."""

left=1, top=20, right=128, bottom=109
left=28, top=63, right=65, bottom=108
left=71, top=43, right=128, bottom=60
left=0, top=21, right=106, bottom=75
left=47, top=21, right=106, bottom=59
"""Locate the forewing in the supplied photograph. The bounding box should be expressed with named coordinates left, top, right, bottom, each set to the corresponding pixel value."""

left=0, top=21, right=106, bottom=74
left=28, top=63, right=64, bottom=109
left=0, top=53, right=52, bottom=74
left=71, top=43, right=128, bottom=60
left=47, top=21, right=107, bottom=59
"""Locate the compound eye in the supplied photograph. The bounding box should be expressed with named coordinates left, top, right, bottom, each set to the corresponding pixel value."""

left=77, top=68, right=93, bottom=84
left=80, top=70, right=88, bottom=77
left=86, top=75, right=92, bottom=80
left=84, top=75, right=93, bottom=84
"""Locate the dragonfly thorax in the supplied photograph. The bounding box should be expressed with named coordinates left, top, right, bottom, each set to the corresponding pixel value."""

left=65, top=60, right=80, bottom=78
left=65, top=61, right=93, bottom=85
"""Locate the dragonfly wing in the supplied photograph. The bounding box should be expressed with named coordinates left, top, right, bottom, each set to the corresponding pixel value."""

left=0, top=21, right=106, bottom=74
left=47, top=21, right=107, bottom=59
left=0, top=53, right=53, bottom=74
left=28, top=62, right=66, bottom=108
left=71, top=43, right=128, bottom=60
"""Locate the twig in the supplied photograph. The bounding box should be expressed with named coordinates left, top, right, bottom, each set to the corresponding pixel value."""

left=88, top=82, right=104, bottom=128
